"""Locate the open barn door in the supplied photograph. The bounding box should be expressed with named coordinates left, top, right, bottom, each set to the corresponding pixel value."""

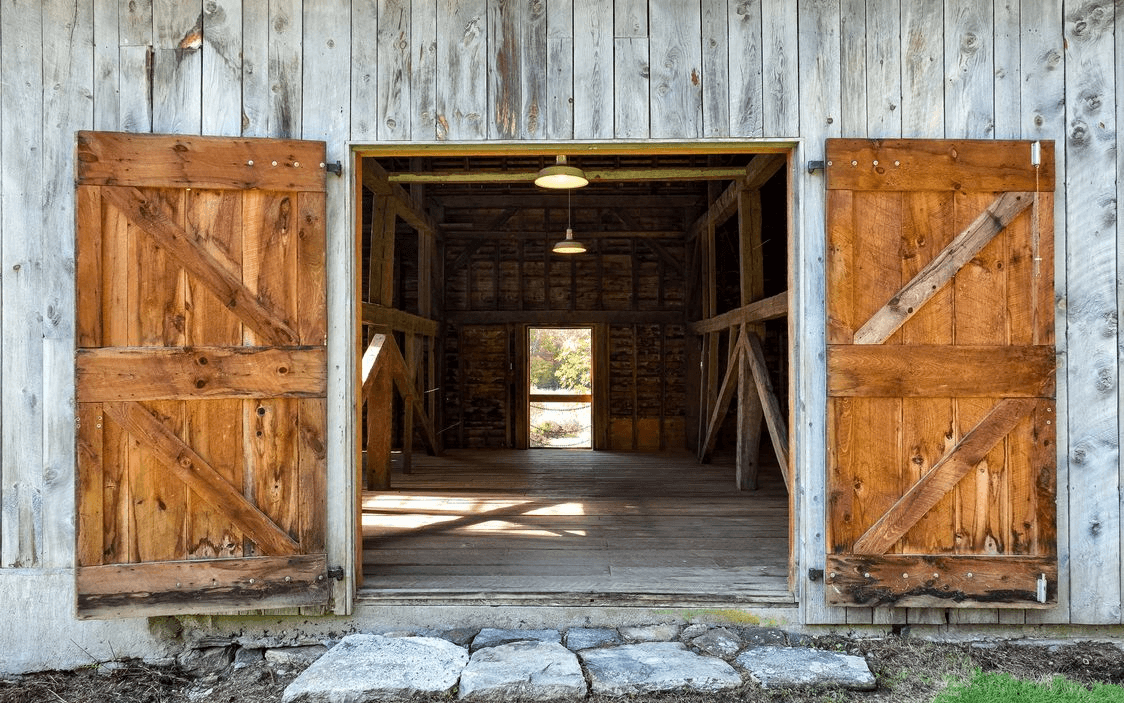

left=824, top=139, right=1057, bottom=608
left=74, top=132, right=330, bottom=618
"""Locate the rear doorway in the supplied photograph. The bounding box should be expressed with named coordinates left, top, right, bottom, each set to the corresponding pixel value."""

left=355, top=145, right=794, bottom=604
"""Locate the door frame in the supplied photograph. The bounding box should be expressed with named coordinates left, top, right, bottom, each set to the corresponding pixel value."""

left=343, top=140, right=800, bottom=603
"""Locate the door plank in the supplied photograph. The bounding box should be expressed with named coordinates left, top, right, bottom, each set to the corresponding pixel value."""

left=76, top=131, right=326, bottom=191
left=852, top=398, right=1038, bottom=555
left=826, top=554, right=1055, bottom=608
left=828, top=345, right=1056, bottom=397
left=102, top=401, right=299, bottom=556
left=77, top=554, right=328, bottom=619
left=102, top=186, right=298, bottom=345
left=854, top=191, right=1034, bottom=345
left=77, top=347, right=327, bottom=401
left=826, top=140, right=1055, bottom=192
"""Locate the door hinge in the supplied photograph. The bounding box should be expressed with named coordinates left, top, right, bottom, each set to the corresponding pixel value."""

left=808, top=567, right=824, bottom=582
left=324, top=161, right=343, bottom=177
left=327, top=566, right=345, bottom=581
left=806, top=160, right=825, bottom=174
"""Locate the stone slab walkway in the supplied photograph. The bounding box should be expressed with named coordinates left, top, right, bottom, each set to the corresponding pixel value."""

left=280, top=625, right=877, bottom=701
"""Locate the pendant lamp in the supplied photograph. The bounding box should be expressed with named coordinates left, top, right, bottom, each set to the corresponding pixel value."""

left=535, top=155, right=589, bottom=189
left=552, top=189, right=586, bottom=254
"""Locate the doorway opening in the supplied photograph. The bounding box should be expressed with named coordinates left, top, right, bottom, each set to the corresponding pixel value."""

left=528, top=327, right=593, bottom=448
left=354, top=144, right=794, bottom=602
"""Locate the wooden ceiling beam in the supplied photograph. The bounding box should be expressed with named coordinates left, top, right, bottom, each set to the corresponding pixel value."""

left=386, top=166, right=750, bottom=184
left=442, top=230, right=686, bottom=240
left=361, top=158, right=439, bottom=235
left=431, top=194, right=704, bottom=209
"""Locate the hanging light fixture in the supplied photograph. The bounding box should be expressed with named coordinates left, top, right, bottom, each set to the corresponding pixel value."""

left=552, top=189, right=586, bottom=254
left=535, top=155, right=588, bottom=189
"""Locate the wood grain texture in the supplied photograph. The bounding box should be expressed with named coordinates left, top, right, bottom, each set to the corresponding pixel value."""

left=201, top=0, right=242, bottom=136
left=944, top=0, right=993, bottom=138
left=826, top=554, right=1055, bottom=608
left=573, top=0, right=613, bottom=138
left=614, top=35, right=650, bottom=139
left=828, top=346, right=1055, bottom=398
left=436, top=0, right=486, bottom=140
left=103, top=400, right=299, bottom=556
left=350, top=0, right=379, bottom=141
left=729, top=0, right=763, bottom=137
left=77, top=347, right=327, bottom=401
left=826, top=140, right=1055, bottom=191
left=795, top=0, right=843, bottom=627
left=901, top=0, right=943, bottom=137
left=760, top=0, right=798, bottom=136
left=77, top=132, right=328, bottom=191
left=378, top=0, right=412, bottom=141
left=1063, top=0, right=1120, bottom=625
left=1, top=0, right=46, bottom=568
left=411, top=0, right=439, bottom=140
left=268, top=0, right=302, bottom=138
left=865, top=0, right=901, bottom=138
left=701, top=0, right=729, bottom=136
left=827, top=138, right=1057, bottom=611
left=77, top=555, right=328, bottom=619
left=852, top=398, right=1038, bottom=555
left=650, top=0, right=702, bottom=138
left=546, top=0, right=574, bottom=139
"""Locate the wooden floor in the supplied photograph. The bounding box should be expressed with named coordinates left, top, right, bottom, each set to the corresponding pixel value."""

left=360, top=449, right=793, bottom=604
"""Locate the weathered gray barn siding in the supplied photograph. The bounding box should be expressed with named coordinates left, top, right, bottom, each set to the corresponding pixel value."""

left=0, top=0, right=1119, bottom=638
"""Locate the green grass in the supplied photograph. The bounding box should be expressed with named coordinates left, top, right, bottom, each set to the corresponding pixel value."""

left=934, top=671, right=1124, bottom=703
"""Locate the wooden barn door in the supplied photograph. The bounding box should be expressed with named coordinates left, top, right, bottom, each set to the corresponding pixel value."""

left=74, top=132, right=330, bottom=618
left=824, top=139, right=1057, bottom=608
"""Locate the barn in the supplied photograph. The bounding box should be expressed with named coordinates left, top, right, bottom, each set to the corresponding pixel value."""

left=0, top=0, right=1121, bottom=673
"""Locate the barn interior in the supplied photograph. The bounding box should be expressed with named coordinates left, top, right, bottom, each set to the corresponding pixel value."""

left=355, top=149, right=793, bottom=602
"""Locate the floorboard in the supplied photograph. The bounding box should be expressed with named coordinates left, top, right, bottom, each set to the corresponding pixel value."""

left=359, top=449, right=792, bottom=603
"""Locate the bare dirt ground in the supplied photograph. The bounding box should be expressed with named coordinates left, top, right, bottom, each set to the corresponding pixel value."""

left=1, top=636, right=1122, bottom=703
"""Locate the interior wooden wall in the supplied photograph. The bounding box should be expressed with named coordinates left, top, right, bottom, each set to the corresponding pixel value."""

left=442, top=237, right=687, bottom=450
left=0, top=0, right=1119, bottom=630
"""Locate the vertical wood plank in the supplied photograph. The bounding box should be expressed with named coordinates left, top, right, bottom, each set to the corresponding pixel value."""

left=546, top=0, right=574, bottom=139
left=1, top=0, right=45, bottom=567
left=93, top=0, right=121, bottom=130
left=573, top=0, right=613, bottom=138
left=729, top=0, right=763, bottom=137
left=614, top=41, right=649, bottom=138
left=436, top=0, right=486, bottom=140
left=152, top=0, right=203, bottom=135
left=1117, top=0, right=1124, bottom=628
left=379, top=0, right=411, bottom=140
left=120, top=45, right=154, bottom=133
left=269, top=0, right=302, bottom=138
left=700, top=0, right=729, bottom=136
left=839, top=0, right=866, bottom=135
left=128, top=189, right=188, bottom=564
left=798, top=0, right=843, bottom=626
left=76, top=402, right=105, bottom=567
left=650, top=0, right=702, bottom=138
left=411, top=0, right=439, bottom=140
left=761, top=0, right=798, bottom=135
left=350, top=0, right=378, bottom=141
left=202, top=0, right=242, bottom=136
left=183, top=190, right=244, bottom=559
left=1064, top=0, right=1120, bottom=624
left=900, top=0, right=943, bottom=137
left=1020, top=0, right=1066, bottom=625
left=241, top=1, right=269, bottom=137
left=490, top=0, right=520, bottom=139
left=944, top=0, right=994, bottom=138
left=120, top=0, right=153, bottom=45
left=521, top=0, right=548, bottom=139
left=42, top=0, right=93, bottom=568
left=866, top=0, right=902, bottom=138
left=992, top=0, right=1021, bottom=139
